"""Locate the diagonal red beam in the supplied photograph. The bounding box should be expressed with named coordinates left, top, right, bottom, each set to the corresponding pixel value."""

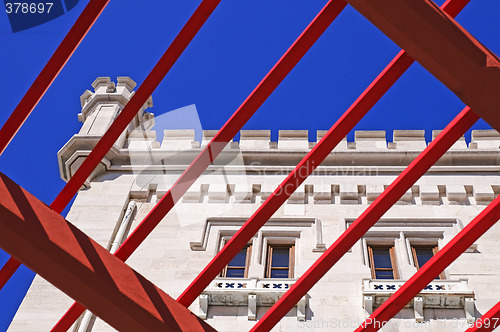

left=54, top=2, right=350, bottom=329
left=177, top=0, right=473, bottom=310
left=0, top=0, right=111, bottom=292
left=1, top=0, right=222, bottom=297
left=0, top=172, right=215, bottom=332
left=466, top=301, right=500, bottom=332
left=53, top=1, right=348, bottom=328
left=0, top=0, right=109, bottom=156
left=50, top=0, right=222, bottom=214
left=252, top=107, right=478, bottom=331
left=0, top=256, right=21, bottom=289
left=345, top=0, right=500, bottom=132
left=356, top=193, right=500, bottom=332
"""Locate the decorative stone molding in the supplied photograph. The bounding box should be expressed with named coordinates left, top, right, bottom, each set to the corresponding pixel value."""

left=362, top=279, right=475, bottom=323
left=190, top=217, right=325, bottom=253
left=200, top=278, right=307, bottom=321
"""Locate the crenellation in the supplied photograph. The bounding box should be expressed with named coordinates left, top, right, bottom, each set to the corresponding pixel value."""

left=278, top=130, right=309, bottom=150
left=116, top=76, right=137, bottom=97
left=239, top=130, right=270, bottom=150
left=160, top=129, right=196, bottom=150
left=392, top=130, right=427, bottom=150
left=470, top=130, right=500, bottom=149
left=354, top=131, right=386, bottom=150
left=79, top=89, right=94, bottom=109
left=91, top=77, right=112, bottom=93
left=433, top=130, right=467, bottom=150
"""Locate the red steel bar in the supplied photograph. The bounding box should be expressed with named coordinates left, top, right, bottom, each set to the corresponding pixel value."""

left=0, top=0, right=110, bottom=155
left=50, top=0, right=222, bottom=214
left=53, top=0, right=348, bottom=328
left=0, top=172, right=215, bottom=332
left=466, top=301, right=500, bottom=332
left=0, top=0, right=111, bottom=292
left=345, top=0, right=500, bottom=133
left=251, top=107, right=477, bottom=331
left=0, top=256, right=21, bottom=289
left=356, top=194, right=500, bottom=332
left=177, top=0, right=472, bottom=309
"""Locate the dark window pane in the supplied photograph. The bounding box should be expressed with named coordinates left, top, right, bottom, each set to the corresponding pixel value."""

left=415, top=248, right=434, bottom=268
left=271, top=248, right=290, bottom=268
left=271, top=269, right=289, bottom=278
left=226, top=268, right=245, bottom=278
left=227, top=249, right=247, bottom=267
left=372, top=248, right=393, bottom=269
left=375, top=271, right=394, bottom=279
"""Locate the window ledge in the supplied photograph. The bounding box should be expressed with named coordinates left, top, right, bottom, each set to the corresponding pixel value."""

left=199, top=277, right=306, bottom=321
left=362, top=278, right=475, bottom=322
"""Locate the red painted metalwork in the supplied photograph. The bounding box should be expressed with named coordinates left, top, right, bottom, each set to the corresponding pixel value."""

left=50, top=0, right=222, bottom=214
left=0, top=257, right=21, bottom=289
left=0, top=0, right=110, bottom=156
left=355, top=194, right=500, bottom=332
left=52, top=0, right=348, bottom=328
left=345, top=0, right=500, bottom=133
left=466, top=301, right=500, bottom=331
left=0, top=172, right=215, bottom=332
left=0, top=0, right=499, bottom=329
left=177, top=0, right=472, bottom=309
left=0, top=0, right=111, bottom=293
left=251, top=107, right=478, bottom=331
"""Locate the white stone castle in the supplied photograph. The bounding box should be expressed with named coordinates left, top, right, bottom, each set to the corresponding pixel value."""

left=10, top=77, right=500, bottom=331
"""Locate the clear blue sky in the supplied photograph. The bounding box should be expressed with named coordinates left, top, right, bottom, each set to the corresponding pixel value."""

left=0, top=0, right=498, bottom=330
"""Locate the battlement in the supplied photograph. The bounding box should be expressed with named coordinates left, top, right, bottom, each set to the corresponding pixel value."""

left=57, top=77, right=500, bottom=184
left=148, top=129, right=500, bottom=151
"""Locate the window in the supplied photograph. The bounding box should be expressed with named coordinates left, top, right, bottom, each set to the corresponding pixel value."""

left=266, top=244, right=295, bottom=278
left=411, top=245, right=445, bottom=279
left=221, top=245, right=251, bottom=278
left=367, top=245, right=399, bottom=279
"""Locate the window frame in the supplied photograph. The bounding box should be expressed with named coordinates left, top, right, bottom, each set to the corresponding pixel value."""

left=367, top=245, right=399, bottom=279
left=221, top=244, right=252, bottom=278
left=265, top=244, right=295, bottom=279
left=411, top=245, right=446, bottom=279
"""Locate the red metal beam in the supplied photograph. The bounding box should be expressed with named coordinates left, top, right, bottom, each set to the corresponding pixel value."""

left=248, top=106, right=477, bottom=331
left=0, top=172, right=215, bottom=332
left=50, top=0, right=222, bottom=214
left=0, top=256, right=21, bottom=289
left=356, top=194, right=500, bottom=332
left=466, top=301, right=500, bottom=332
left=53, top=1, right=348, bottom=327
left=0, top=0, right=109, bottom=156
left=0, top=0, right=111, bottom=293
left=345, top=0, right=500, bottom=132
left=176, top=0, right=473, bottom=310
left=0, top=0, right=222, bottom=296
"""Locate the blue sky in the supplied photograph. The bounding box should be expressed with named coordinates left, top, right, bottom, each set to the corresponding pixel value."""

left=0, top=0, right=498, bottom=330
